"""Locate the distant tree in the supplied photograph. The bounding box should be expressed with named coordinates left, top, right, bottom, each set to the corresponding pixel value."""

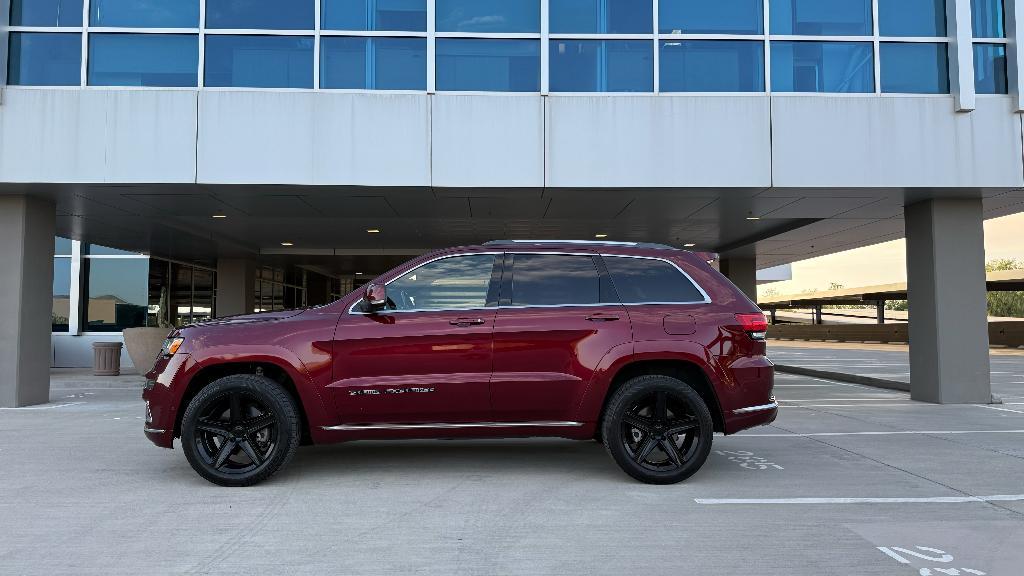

left=986, top=258, right=1024, bottom=318
left=885, top=300, right=908, bottom=312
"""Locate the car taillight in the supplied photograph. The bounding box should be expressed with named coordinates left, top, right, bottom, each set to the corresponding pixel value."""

left=736, top=313, right=768, bottom=340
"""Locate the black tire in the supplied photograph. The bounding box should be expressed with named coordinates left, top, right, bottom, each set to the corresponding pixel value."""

left=602, top=375, right=714, bottom=484
left=180, top=374, right=301, bottom=487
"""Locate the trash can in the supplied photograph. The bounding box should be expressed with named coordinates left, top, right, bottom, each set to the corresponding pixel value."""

left=93, top=342, right=124, bottom=376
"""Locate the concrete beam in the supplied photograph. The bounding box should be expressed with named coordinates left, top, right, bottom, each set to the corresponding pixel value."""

left=215, top=259, right=256, bottom=317
left=720, top=257, right=758, bottom=302
left=0, top=196, right=56, bottom=407
left=905, top=198, right=991, bottom=403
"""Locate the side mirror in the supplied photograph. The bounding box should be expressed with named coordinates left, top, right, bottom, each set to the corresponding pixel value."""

left=363, top=282, right=387, bottom=310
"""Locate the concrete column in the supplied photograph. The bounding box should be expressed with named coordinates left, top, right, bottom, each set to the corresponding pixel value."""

left=720, top=257, right=757, bottom=302
left=0, top=196, right=56, bottom=408
left=876, top=301, right=886, bottom=324
left=215, top=259, right=256, bottom=317
left=948, top=0, right=976, bottom=112
left=905, top=198, right=991, bottom=404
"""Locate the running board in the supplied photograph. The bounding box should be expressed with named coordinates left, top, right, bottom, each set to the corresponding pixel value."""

left=322, top=421, right=584, bottom=431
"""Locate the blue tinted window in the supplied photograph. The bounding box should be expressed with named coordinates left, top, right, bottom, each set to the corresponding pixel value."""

left=660, top=40, right=764, bottom=92
left=89, top=0, right=198, bottom=27
left=880, top=42, right=948, bottom=93
left=7, top=33, right=81, bottom=86
left=771, top=41, right=873, bottom=92
left=88, top=34, right=198, bottom=87
left=659, top=0, right=762, bottom=34
left=205, top=35, right=313, bottom=88
left=550, top=0, right=651, bottom=34
left=436, top=39, right=539, bottom=91
left=878, top=0, right=946, bottom=36
left=436, top=0, right=539, bottom=32
left=321, top=37, right=426, bottom=89
left=974, top=43, right=1007, bottom=93
left=206, top=0, right=314, bottom=30
left=550, top=40, right=652, bottom=92
left=972, top=0, right=1005, bottom=37
left=771, top=0, right=872, bottom=35
left=10, top=0, right=82, bottom=26
left=322, top=0, right=426, bottom=31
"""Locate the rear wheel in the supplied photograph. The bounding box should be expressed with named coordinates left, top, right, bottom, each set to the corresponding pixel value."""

left=180, top=374, right=300, bottom=487
left=602, top=375, right=714, bottom=484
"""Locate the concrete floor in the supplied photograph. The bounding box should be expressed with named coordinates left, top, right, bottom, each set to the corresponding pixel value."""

left=2, top=365, right=1024, bottom=575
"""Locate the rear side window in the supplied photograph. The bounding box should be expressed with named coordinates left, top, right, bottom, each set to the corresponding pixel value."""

left=510, top=254, right=600, bottom=306
left=604, top=256, right=706, bottom=304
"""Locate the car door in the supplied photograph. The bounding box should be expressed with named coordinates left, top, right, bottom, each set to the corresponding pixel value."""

left=328, top=253, right=501, bottom=424
left=490, top=252, right=632, bottom=422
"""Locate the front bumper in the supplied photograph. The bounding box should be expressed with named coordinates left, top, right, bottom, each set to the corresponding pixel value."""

left=142, top=353, right=192, bottom=448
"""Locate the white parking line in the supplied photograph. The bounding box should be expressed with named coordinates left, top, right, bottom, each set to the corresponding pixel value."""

left=773, top=384, right=840, bottom=387
left=0, top=402, right=85, bottom=410
left=978, top=405, right=1024, bottom=415
left=781, top=403, right=919, bottom=408
left=739, top=429, right=1024, bottom=437
left=695, top=495, right=1024, bottom=505
left=778, top=397, right=907, bottom=402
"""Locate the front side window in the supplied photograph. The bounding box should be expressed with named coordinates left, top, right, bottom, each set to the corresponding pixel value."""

left=385, top=254, right=496, bottom=311
left=89, top=0, right=199, bottom=28
left=436, top=39, right=540, bottom=92
left=436, top=0, right=539, bottom=33
left=322, top=0, right=427, bottom=32
left=550, top=40, right=652, bottom=92
left=604, top=257, right=705, bottom=304
left=321, top=36, right=426, bottom=90
left=10, top=0, right=83, bottom=26
left=88, top=34, right=199, bottom=87
left=770, top=0, right=872, bottom=36
left=7, top=33, right=82, bottom=86
left=204, top=35, right=314, bottom=88
left=659, top=0, right=762, bottom=34
left=771, top=41, right=874, bottom=93
left=660, top=40, right=764, bottom=92
left=205, top=0, right=314, bottom=30
left=510, top=254, right=600, bottom=307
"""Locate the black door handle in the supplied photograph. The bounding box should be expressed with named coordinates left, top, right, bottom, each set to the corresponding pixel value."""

left=586, top=315, right=620, bottom=322
left=450, top=318, right=486, bottom=326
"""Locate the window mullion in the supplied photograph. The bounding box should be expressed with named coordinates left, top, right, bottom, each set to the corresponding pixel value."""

left=81, top=0, right=90, bottom=86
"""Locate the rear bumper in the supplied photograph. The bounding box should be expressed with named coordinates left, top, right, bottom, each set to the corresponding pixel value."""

left=725, top=399, right=778, bottom=433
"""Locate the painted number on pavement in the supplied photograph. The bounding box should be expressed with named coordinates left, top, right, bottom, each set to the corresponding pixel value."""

left=714, top=450, right=784, bottom=470
left=877, top=546, right=986, bottom=575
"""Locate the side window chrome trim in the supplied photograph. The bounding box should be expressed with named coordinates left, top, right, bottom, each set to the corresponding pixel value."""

left=600, top=253, right=713, bottom=305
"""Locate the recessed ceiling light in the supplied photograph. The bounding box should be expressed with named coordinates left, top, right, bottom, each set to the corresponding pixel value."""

left=355, top=272, right=363, bottom=275
left=280, top=242, right=294, bottom=246
left=595, top=233, right=608, bottom=238
left=212, top=214, right=227, bottom=219
left=367, top=228, right=381, bottom=234
left=746, top=216, right=761, bottom=221
left=684, top=243, right=696, bottom=247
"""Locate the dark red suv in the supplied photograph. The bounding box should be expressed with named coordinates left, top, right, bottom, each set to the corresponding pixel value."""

left=143, top=240, right=776, bottom=486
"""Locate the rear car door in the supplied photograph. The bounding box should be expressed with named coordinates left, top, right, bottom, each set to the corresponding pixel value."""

left=490, top=252, right=632, bottom=422
left=328, top=253, right=501, bottom=424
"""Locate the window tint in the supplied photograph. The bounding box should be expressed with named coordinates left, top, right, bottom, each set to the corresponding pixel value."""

left=659, top=0, right=762, bottom=34
left=204, top=35, right=314, bottom=88
left=511, top=254, right=600, bottom=307
left=880, top=43, right=948, bottom=94
left=7, top=33, right=82, bottom=86
left=660, top=40, right=764, bottom=92
left=551, top=0, right=652, bottom=34
left=972, top=0, right=1005, bottom=38
left=550, top=40, right=652, bottom=92
left=604, top=257, right=705, bottom=304
left=771, top=41, right=874, bottom=93
left=322, top=0, right=427, bottom=31
left=770, top=0, right=872, bottom=36
left=85, top=258, right=150, bottom=332
left=10, top=0, right=83, bottom=26
left=53, top=258, right=72, bottom=332
left=321, top=37, right=426, bottom=90
left=878, top=0, right=946, bottom=37
left=436, top=0, right=539, bottom=33
left=386, top=254, right=495, bottom=311
left=88, top=34, right=199, bottom=87
left=974, top=43, right=1007, bottom=94
left=436, top=39, right=540, bottom=92
left=205, top=0, right=314, bottom=30
left=90, top=0, right=199, bottom=28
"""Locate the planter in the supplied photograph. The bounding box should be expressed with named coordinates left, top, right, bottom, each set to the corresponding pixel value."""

left=123, top=327, right=172, bottom=375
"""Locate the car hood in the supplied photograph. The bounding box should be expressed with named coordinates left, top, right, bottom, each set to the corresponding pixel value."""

left=189, top=309, right=307, bottom=328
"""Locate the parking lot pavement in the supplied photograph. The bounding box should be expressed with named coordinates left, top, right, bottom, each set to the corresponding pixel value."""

left=768, top=340, right=1024, bottom=401
left=2, top=375, right=1024, bottom=575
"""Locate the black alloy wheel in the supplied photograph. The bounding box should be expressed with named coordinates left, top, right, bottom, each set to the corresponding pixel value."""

left=602, top=375, right=714, bottom=484
left=180, top=374, right=300, bottom=487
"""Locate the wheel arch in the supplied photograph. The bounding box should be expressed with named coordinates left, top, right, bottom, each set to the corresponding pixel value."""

left=174, top=361, right=313, bottom=445
left=598, top=359, right=726, bottom=434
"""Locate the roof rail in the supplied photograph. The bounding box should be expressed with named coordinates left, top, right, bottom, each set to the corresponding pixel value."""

left=482, top=239, right=680, bottom=250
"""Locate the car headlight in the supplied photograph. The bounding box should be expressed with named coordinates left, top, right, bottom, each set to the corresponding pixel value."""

left=161, top=337, right=185, bottom=357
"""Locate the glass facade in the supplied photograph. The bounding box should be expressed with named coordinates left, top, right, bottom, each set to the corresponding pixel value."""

left=0, top=1, right=1003, bottom=96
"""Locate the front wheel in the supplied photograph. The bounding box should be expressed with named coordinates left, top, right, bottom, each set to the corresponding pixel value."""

left=602, top=375, right=714, bottom=484
left=180, top=374, right=300, bottom=487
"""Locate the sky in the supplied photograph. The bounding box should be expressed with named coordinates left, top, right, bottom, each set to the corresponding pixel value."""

left=758, top=212, right=1024, bottom=298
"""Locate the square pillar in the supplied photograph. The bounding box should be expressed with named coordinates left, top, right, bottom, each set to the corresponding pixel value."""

left=0, top=196, right=56, bottom=407
left=905, top=198, right=991, bottom=403
left=720, top=257, right=757, bottom=302
left=215, top=259, right=256, bottom=317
